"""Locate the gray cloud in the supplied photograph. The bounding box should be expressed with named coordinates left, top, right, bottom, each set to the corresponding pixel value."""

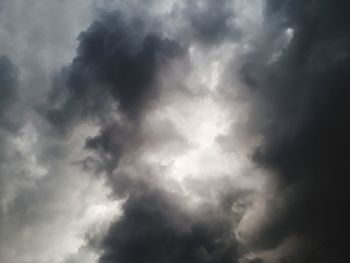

left=45, top=11, right=184, bottom=134
left=183, top=0, right=242, bottom=45
left=0, top=56, right=19, bottom=130
left=5, top=1, right=349, bottom=263
left=0, top=2, right=118, bottom=263
left=99, top=188, right=241, bottom=263
left=40, top=4, right=259, bottom=263
left=0, top=55, right=20, bottom=216
left=238, top=0, right=350, bottom=261
left=43, top=10, right=187, bottom=189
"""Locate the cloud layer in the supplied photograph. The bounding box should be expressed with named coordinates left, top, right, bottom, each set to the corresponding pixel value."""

left=1, top=1, right=349, bottom=263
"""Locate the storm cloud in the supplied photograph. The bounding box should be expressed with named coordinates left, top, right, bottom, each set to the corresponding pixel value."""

left=239, top=0, right=350, bottom=261
left=2, top=1, right=350, bottom=263
left=46, top=11, right=183, bottom=129
left=99, top=188, right=241, bottom=263
left=44, top=7, right=248, bottom=263
left=0, top=56, right=18, bottom=130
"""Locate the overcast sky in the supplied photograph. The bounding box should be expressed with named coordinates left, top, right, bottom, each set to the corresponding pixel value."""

left=1, top=1, right=349, bottom=263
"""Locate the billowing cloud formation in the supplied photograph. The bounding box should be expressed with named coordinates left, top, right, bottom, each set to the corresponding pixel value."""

left=2, top=0, right=350, bottom=263
left=184, top=0, right=242, bottom=44
left=99, top=188, right=240, bottom=263
left=0, top=56, right=18, bottom=130
left=239, top=0, right=350, bottom=261
left=0, top=55, right=19, bottom=212
left=44, top=8, right=248, bottom=263
left=0, top=2, right=120, bottom=263
left=47, top=11, right=183, bottom=128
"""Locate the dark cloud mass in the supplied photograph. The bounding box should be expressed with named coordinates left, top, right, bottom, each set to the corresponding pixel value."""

left=240, top=0, right=350, bottom=260
left=46, top=11, right=183, bottom=133
left=185, top=0, right=241, bottom=45
left=0, top=56, right=18, bottom=130
left=0, top=55, right=19, bottom=216
left=99, top=189, right=240, bottom=263
left=3, top=1, right=350, bottom=263
left=44, top=8, right=245, bottom=263
left=42, top=7, right=250, bottom=263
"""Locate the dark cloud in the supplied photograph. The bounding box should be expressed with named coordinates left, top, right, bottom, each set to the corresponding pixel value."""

left=42, top=9, right=248, bottom=263
left=45, top=11, right=183, bottom=134
left=248, top=258, right=264, bottom=263
left=84, top=122, right=131, bottom=173
left=0, top=56, right=18, bottom=130
left=98, top=187, right=241, bottom=263
left=46, top=5, right=256, bottom=263
left=0, top=56, right=20, bottom=206
left=185, top=0, right=241, bottom=45
left=10, top=0, right=350, bottom=262
left=240, top=0, right=350, bottom=260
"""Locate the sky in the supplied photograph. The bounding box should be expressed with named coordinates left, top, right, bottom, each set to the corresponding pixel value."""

left=0, top=1, right=349, bottom=263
